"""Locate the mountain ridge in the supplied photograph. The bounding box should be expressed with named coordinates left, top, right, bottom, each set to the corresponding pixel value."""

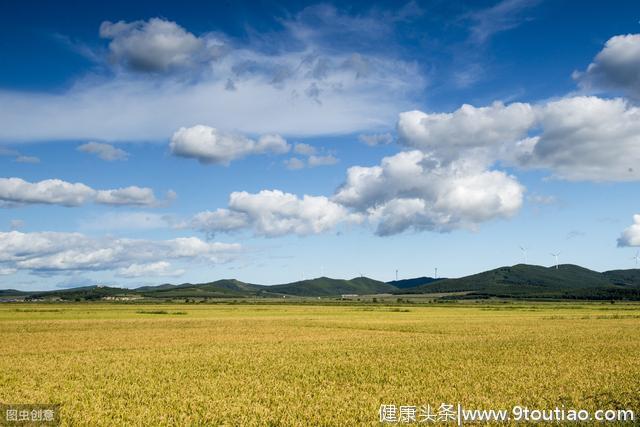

left=402, top=264, right=640, bottom=299
left=3, top=264, right=640, bottom=300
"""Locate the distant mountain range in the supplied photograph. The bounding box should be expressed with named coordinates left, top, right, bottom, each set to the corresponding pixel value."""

left=402, top=264, right=640, bottom=300
left=2, top=264, right=640, bottom=301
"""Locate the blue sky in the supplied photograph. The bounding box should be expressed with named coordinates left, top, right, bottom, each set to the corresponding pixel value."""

left=1, top=0, right=640, bottom=290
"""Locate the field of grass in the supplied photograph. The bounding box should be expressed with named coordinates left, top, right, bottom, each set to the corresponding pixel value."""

left=1, top=302, right=639, bottom=425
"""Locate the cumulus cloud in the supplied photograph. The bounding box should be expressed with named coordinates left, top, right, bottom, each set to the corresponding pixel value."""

left=1, top=147, right=40, bottom=164
left=100, top=18, right=224, bottom=73
left=517, top=97, right=640, bottom=181
left=0, top=231, right=240, bottom=275
left=0, top=178, right=95, bottom=207
left=0, top=177, right=165, bottom=207
left=617, top=215, right=640, bottom=247
left=188, top=93, right=640, bottom=237
left=397, top=101, right=535, bottom=163
left=359, top=132, right=394, bottom=146
left=285, top=143, right=337, bottom=169
left=397, top=96, right=640, bottom=182
left=293, top=143, right=316, bottom=156
left=284, top=157, right=305, bottom=170
left=190, top=190, right=358, bottom=237
left=575, top=34, right=640, bottom=99
left=0, top=11, right=423, bottom=142
left=188, top=209, right=250, bottom=235
left=308, top=154, right=339, bottom=167
left=170, top=125, right=289, bottom=165
left=94, top=186, right=158, bottom=206
left=334, top=150, right=523, bottom=235
left=78, top=142, right=129, bottom=161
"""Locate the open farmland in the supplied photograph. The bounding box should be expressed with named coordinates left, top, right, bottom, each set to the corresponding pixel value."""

left=1, top=302, right=639, bottom=425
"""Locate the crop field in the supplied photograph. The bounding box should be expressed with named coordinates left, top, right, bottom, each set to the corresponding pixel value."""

left=1, top=302, right=639, bottom=425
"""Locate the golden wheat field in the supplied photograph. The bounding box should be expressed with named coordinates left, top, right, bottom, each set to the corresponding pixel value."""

left=1, top=302, right=639, bottom=426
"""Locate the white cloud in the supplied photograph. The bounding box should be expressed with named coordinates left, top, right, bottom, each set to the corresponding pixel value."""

left=0, top=177, right=164, bottom=207
left=398, top=96, right=640, bottom=182
left=116, top=261, right=185, bottom=278
left=0, top=13, right=423, bottom=142
left=191, top=190, right=358, bottom=237
left=308, top=154, right=339, bottom=167
left=575, top=33, right=640, bottom=98
left=397, top=101, right=535, bottom=163
left=0, top=267, right=17, bottom=275
left=358, top=132, right=394, bottom=146
left=334, top=150, right=524, bottom=235
left=0, top=231, right=241, bottom=275
left=189, top=209, right=249, bottom=234
left=100, top=18, right=223, bottom=73
left=467, top=0, right=541, bottom=45
left=284, top=157, right=305, bottom=170
left=618, top=215, right=640, bottom=247
left=293, top=143, right=316, bottom=156
left=0, top=178, right=95, bottom=207
left=517, top=97, right=640, bottom=181
left=78, top=142, right=129, bottom=161
left=256, top=134, right=290, bottom=154
left=286, top=143, right=337, bottom=169
left=185, top=94, right=640, bottom=238
left=95, top=186, right=158, bottom=206
left=0, top=147, right=39, bottom=164
left=170, top=125, right=290, bottom=165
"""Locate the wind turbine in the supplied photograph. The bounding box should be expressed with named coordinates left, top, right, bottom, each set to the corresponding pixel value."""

left=519, top=245, right=528, bottom=264
left=434, top=267, right=438, bottom=279
left=395, top=269, right=398, bottom=281
left=632, top=251, right=640, bottom=267
left=550, top=252, right=561, bottom=269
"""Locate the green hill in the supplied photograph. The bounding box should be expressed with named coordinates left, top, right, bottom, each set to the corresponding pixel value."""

left=28, top=285, right=135, bottom=301
left=402, top=264, right=640, bottom=299
left=5, top=266, right=640, bottom=301
left=267, top=277, right=397, bottom=297
left=603, top=269, right=640, bottom=287
left=138, top=279, right=266, bottom=298
left=0, top=289, right=28, bottom=297
left=387, top=277, right=443, bottom=289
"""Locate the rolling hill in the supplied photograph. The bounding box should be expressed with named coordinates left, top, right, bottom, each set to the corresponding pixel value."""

left=137, top=279, right=267, bottom=298
left=3, top=277, right=396, bottom=300
left=400, top=264, right=640, bottom=299
left=266, top=277, right=396, bottom=297
left=603, top=269, right=640, bottom=286
left=387, top=276, right=443, bottom=289
left=0, top=289, right=28, bottom=297
left=4, top=265, right=640, bottom=301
